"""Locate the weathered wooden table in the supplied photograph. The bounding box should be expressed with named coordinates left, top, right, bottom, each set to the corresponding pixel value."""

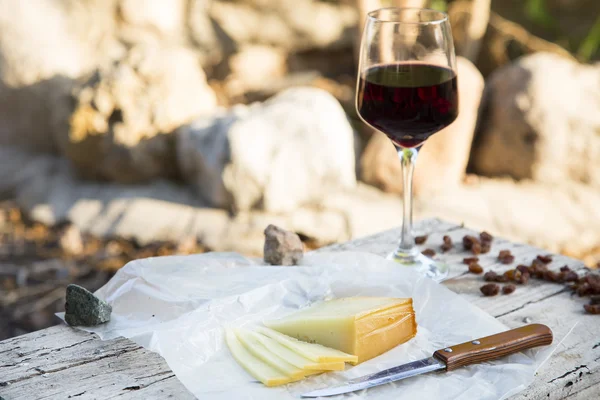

left=0, top=219, right=598, bottom=399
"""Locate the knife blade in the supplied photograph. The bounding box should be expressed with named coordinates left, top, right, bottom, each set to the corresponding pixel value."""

left=301, top=323, right=553, bottom=398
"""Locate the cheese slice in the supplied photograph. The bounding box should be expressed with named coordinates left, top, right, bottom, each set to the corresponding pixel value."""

left=264, top=297, right=417, bottom=364
left=250, top=330, right=345, bottom=371
left=224, top=328, right=293, bottom=387
left=256, top=326, right=358, bottom=363
left=235, top=329, right=305, bottom=379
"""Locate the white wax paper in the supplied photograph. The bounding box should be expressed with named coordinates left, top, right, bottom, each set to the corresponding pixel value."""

left=58, top=251, right=560, bottom=400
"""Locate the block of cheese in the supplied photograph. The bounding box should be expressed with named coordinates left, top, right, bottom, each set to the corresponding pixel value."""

left=264, top=297, right=416, bottom=364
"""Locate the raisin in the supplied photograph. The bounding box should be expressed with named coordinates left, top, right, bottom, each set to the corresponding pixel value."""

left=544, top=270, right=560, bottom=282
left=498, top=250, right=512, bottom=258
left=530, top=260, right=548, bottom=278
left=422, top=249, right=436, bottom=258
left=531, top=258, right=546, bottom=269
left=504, top=269, right=516, bottom=281
left=560, top=265, right=571, bottom=273
left=587, top=275, right=600, bottom=292
left=468, top=263, right=484, bottom=274
left=516, top=265, right=530, bottom=274
left=415, top=235, right=428, bottom=245
left=462, top=235, right=480, bottom=250
left=495, top=274, right=509, bottom=283
left=480, top=231, right=493, bottom=243
left=484, top=271, right=498, bottom=282
left=562, top=271, right=579, bottom=282
left=590, top=295, right=600, bottom=305
left=463, top=257, right=479, bottom=265
left=583, top=304, right=600, bottom=314
left=441, top=243, right=453, bottom=252
left=517, top=271, right=530, bottom=285
left=577, top=283, right=592, bottom=297
left=480, top=242, right=491, bottom=254
left=480, top=283, right=500, bottom=296
left=497, top=250, right=514, bottom=264
left=472, top=243, right=482, bottom=255
left=537, top=254, right=553, bottom=264
left=502, top=284, right=516, bottom=295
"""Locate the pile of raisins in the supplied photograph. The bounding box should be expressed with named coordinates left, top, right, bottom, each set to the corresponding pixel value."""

left=416, top=230, right=600, bottom=314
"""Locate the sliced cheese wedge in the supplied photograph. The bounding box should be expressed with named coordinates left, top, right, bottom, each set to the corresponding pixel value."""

left=250, top=330, right=345, bottom=371
left=224, top=328, right=292, bottom=387
left=235, top=329, right=305, bottom=379
left=256, top=326, right=358, bottom=364
left=264, top=297, right=417, bottom=364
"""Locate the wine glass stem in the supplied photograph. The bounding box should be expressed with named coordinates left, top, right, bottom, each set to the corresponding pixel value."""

left=398, top=147, right=418, bottom=251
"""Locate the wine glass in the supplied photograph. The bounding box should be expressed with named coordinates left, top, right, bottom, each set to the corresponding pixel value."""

left=356, top=8, right=459, bottom=281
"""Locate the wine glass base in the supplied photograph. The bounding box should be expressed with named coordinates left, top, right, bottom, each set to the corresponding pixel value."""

left=386, top=247, right=449, bottom=283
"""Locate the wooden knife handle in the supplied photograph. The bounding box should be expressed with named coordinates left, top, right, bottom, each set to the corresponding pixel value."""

left=433, top=324, right=553, bottom=371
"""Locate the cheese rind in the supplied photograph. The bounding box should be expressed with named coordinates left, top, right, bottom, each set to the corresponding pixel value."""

left=264, top=297, right=417, bottom=364
left=224, top=329, right=293, bottom=387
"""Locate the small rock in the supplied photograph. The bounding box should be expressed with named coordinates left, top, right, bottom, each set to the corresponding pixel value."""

left=263, top=224, right=304, bottom=266
left=64, top=284, right=112, bottom=327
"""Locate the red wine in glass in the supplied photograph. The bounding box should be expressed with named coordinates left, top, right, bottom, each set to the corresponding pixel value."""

left=357, top=63, right=458, bottom=148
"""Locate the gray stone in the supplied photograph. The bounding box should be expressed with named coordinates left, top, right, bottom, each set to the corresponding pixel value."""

left=64, top=284, right=112, bottom=327
left=177, top=87, right=356, bottom=212
left=263, top=224, right=304, bottom=266
left=472, top=53, right=600, bottom=186
left=57, top=44, right=217, bottom=183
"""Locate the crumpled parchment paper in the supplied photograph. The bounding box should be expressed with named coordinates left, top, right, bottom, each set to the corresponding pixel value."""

left=58, top=251, right=562, bottom=400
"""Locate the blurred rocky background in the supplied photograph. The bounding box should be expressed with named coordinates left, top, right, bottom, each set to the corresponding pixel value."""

left=1, top=0, right=599, bottom=338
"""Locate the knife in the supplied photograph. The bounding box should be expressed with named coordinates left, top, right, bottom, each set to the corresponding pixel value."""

left=301, top=323, right=553, bottom=398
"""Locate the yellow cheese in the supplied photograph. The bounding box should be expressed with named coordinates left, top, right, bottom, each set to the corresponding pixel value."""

left=224, top=328, right=293, bottom=387
left=235, top=329, right=305, bottom=379
left=250, top=330, right=345, bottom=371
left=264, top=297, right=417, bottom=364
left=256, top=326, right=358, bottom=363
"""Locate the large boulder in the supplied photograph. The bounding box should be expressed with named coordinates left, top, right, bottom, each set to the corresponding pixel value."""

left=57, top=45, right=217, bottom=183
left=209, top=0, right=357, bottom=52
left=471, top=53, right=600, bottom=186
left=118, top=0, right=187, bottom=45
left=0, top=0, right=119, bottom=153
left=224, top=45, right=288, bottom=98
left=188, top=0, right=236, bottom=69
left=360, top=57, right=485, bottom=195
left=177, top=87, right=356, bottom=212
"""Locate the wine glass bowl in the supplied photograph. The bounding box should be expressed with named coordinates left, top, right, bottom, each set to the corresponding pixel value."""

left=356, top=8, right=459, bottom=281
